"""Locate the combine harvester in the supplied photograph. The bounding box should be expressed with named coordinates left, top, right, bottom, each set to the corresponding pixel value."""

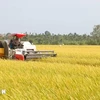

left=0, top=33, right=57, bottom=60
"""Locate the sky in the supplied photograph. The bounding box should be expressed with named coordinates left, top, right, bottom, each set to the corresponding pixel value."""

left=0, top=0, right=100, bottom=34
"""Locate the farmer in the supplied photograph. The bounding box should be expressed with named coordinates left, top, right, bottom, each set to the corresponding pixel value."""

left=9, top=36, right=21, bottom=49
left=9, top=39, right=13, bottom=49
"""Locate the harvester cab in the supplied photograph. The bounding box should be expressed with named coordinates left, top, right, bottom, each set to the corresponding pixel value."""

left=9, top=33, right=25, bottom=49
left=0, top=33, right=57, bottom=60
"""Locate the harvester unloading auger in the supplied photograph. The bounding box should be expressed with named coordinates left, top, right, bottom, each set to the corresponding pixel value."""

left=0, top=33, right=57, bottom=60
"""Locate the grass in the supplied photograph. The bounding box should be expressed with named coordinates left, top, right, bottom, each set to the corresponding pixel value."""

left=0, top=45, right=100, bottom=100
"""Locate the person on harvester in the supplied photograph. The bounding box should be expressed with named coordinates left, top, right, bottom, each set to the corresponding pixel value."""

left=9, top=39, right=13, bottom=49
left=9, top=36, right=20, bottom=49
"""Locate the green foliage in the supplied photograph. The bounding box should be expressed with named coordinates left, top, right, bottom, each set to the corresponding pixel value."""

left=91, top=25, right=100, bottom=37
left=1, top=25, right=100, bottom=45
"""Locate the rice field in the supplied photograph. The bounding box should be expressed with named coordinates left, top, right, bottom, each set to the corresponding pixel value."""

left=0, top=45, right=100, bottom=100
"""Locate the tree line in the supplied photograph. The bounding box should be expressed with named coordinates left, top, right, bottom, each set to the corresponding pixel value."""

left=1, top=25, right=100, bottom=45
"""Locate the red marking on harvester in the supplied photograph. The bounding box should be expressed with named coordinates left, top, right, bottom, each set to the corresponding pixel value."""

left=12, top=33, right=26, bottom=38
left=14, top=54, right=24, bottom=60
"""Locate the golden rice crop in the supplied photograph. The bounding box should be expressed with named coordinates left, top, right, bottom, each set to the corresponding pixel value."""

left=0, top=45, right=100, bottom=100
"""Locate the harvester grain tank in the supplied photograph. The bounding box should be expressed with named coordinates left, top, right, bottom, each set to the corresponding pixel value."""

left=0, top=33, right=57, bottom=60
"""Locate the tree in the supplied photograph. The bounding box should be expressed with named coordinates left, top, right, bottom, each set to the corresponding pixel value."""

left=6, top=33, right=12, bottom=40
left=90, top=25, right=100, bottom=44
left=91, top=25, right=100, bottom=37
